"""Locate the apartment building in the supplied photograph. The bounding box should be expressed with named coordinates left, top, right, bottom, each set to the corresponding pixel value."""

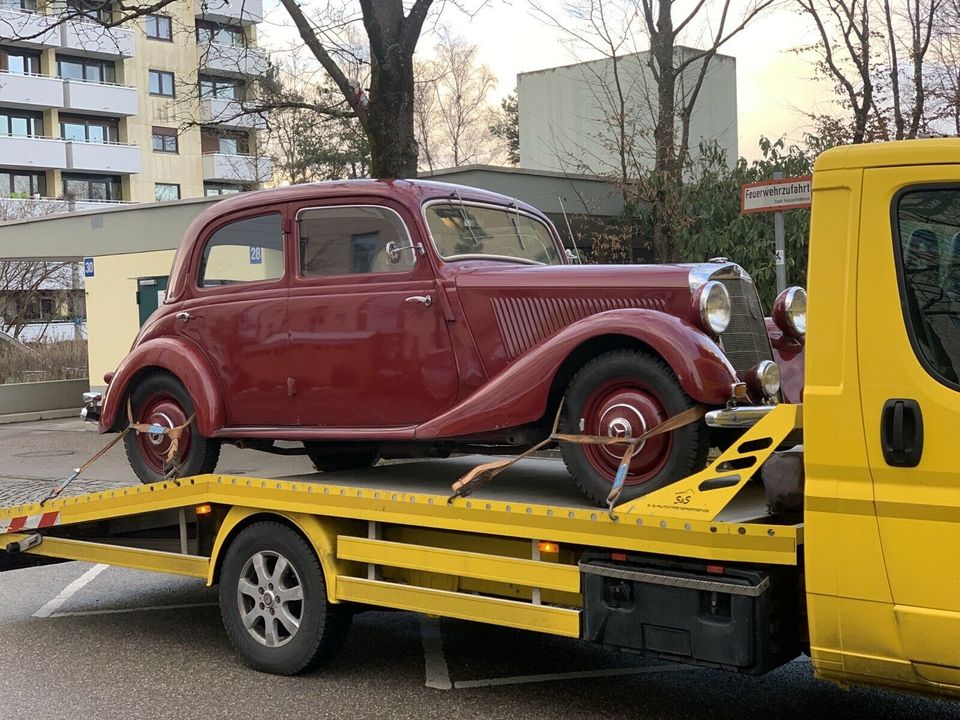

left=0, top=0, right=272, bottom=211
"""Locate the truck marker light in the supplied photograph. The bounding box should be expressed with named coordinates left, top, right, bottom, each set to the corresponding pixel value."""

left=610, top=552, right=628, bottom=562
left=706, top=564, right=725, bottom=575
left=538, top=541, right=560, bottom=554
left=195, top=504, right=213, bottom=516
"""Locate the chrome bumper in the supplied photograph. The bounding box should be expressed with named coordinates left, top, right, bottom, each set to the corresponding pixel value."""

left=80, top=391, right=102, bottom=423
left=705, top=405, right=776, bottom=428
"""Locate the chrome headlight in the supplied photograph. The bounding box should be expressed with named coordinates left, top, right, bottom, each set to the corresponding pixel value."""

left=774, top=286, right=807, bottom=337
left=750, top=360, right=781, bottom=398
left=698, top=281, right=731, bottom=335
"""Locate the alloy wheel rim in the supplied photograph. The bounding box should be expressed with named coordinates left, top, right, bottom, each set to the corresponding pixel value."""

left=237, top=551, right=304, bottom=648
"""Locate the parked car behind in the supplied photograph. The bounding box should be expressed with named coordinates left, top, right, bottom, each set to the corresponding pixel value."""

left=84, top=180, right=806, bottom=505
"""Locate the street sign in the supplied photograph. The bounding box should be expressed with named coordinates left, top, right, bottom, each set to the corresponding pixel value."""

left=83, top=257, right=95, bottom=277
left=740, top=175, right=812, bottom=214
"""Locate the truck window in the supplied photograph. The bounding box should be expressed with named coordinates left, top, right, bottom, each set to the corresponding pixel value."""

left=297, top=206, right=415, bottom=277
left=895, top=187, right=960, bottom=386
left=198, top=213, right=284, bottom=287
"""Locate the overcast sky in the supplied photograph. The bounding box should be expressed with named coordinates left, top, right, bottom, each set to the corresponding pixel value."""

left=260, top=2, right=836, bottom=161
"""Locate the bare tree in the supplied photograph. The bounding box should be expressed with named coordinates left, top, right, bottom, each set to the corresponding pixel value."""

left=932, top=0, right=960, bottom=134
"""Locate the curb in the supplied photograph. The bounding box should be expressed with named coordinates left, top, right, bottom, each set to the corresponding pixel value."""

left=0, top=408, right=81, bottom=425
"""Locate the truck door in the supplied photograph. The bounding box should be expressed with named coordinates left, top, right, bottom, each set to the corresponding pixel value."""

left=859, top=169, right=960, bottom=685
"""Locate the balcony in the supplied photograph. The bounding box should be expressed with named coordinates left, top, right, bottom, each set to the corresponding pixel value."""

left=66, top=140, right=140, bottom=174
left=202, top=152, right=271, bottom=184
left=200, top=97, right=265, bottom=129
left=0, top=71, right=64, bottom=110
left=0, top=196, right=132, bottom=218
left=0, top=7, right=60, bottom=47
left=199, top=42, right=268, bottom=77
left=195, top=0, right=262, bottom=25
left=0, top=135, right=67, bottom=170
left=63, top=78, right=137, bottom=116
left=60, top=19, right=134, bottom=59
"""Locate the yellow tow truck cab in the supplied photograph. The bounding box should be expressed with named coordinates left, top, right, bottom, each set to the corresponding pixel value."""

left=1, top=139, right=959, bottom=698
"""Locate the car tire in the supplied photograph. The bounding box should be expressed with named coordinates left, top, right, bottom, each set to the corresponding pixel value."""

left=219, top=521, right=351, bottom=675
left=560, top=349, right=709, bottom=506
left=123, top=371, right=220, bottom=484
left=304, top=446, right=379, bottom=473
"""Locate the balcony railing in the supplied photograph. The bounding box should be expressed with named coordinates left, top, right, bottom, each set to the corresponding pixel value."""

left=60, top=18, right=135, bottom=58
left=0, top=6, right=60, bottom=46
left=199, top=41, right=268, bottom=77
left=202, top=152, right=271, bottom=183
left=0, top=70, right=64, bottom=109
left=0, top=195, right=132, bottom=219
left=200, top=97, right=266, bottom=129
left=0, top=134, right=68, bottom=169
left=195, top=0, right=262, bottom=25
left=65, top=139, right=140, bottom=174
left=62, top=77, right=137, bottom=116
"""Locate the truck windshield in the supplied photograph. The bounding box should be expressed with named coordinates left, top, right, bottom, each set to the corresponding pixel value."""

left=425, top=202, right=563, bottom=265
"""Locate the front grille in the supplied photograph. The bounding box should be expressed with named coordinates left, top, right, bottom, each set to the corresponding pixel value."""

left=717, top=276, right=773, bottom=374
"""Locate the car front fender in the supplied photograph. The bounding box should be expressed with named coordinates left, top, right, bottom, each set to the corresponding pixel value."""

left=415, top=308, right=737, bottom=440
left=99, top=337, right=225, bottom=436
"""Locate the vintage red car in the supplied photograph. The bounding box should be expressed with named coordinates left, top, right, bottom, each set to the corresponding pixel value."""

left=86, top=179, right=806, bottom=505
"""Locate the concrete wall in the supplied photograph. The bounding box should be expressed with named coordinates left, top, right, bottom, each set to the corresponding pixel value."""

left=0, top=378, right=89, bottom=415
left=518, top=47, right=738, bottom=176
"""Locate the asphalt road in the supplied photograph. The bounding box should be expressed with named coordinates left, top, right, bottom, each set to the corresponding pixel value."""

left=1, top=419, right=959, bottom=719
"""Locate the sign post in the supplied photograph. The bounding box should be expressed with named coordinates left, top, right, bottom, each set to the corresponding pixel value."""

left=740, top=174, right=812, bottom=294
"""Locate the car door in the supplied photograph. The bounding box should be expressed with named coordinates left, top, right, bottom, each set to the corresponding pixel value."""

left=178, top=209, right=293, bottom=427
left=858, top=169, right=960, bottom=686
left=287, top=201, right=458, bottom=427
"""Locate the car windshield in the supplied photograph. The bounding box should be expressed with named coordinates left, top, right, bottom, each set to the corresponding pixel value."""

left=425, top=202, right=563, bottom=265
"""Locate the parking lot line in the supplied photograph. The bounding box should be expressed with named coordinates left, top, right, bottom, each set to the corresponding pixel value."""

left=33, top=563, right=109, bottom=618
left=49, top=601, right=218, bottom=618
left=420, top=615, right=452, bottom=690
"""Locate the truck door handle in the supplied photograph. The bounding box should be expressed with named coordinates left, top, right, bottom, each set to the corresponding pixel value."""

left=881, top=399, right=924, bottom=467
left=405, top=295, right=432, bottom=307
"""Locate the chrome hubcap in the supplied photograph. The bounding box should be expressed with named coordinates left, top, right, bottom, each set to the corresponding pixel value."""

left=600, top=403, right=647, bottom=461
left=237, top=551, right=304, bottom=648
left=147, top=411, right=174, bottom=446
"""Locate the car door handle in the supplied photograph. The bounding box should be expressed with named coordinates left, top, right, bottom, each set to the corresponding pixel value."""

left=175, top=311, right=191, bottom=322
left=881, top=398, right=924, bottom=467
left=405, top=295, right=432, bottom=307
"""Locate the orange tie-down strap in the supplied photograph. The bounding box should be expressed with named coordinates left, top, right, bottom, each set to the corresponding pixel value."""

left=448, top=404, right=708, bottom=507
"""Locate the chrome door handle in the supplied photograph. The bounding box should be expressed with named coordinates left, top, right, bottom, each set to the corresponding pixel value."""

left=405, top=295, right=432, bottom=307
left=175, top=311, right=191, bottom=322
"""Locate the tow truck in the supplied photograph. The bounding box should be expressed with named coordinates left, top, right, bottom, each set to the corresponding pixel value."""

left=3, top=139, right=959, bottom=699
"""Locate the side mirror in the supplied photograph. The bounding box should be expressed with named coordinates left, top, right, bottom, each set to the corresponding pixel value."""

left=385, top=240, right=423, bottom=264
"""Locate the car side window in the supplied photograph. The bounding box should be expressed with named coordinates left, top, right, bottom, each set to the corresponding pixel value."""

left=297, top=206, right=416, bottom=277
left=198, top=213, right=284, bottom=287
left=895, top=187, right=960, bottom=386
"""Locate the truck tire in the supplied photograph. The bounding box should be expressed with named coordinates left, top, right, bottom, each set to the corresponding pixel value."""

left=123, top=372, right=220, bottom=484
left=560, top=349, right=709, bottom=505
left=219, top=521, right=351, bottom=675
left=304, top=445, right=379, bottom=473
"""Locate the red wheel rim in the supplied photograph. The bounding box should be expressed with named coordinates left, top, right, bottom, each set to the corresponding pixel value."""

left=136, top=392, right=191, bottom=475
left=580, top=378, right=672, bottom=486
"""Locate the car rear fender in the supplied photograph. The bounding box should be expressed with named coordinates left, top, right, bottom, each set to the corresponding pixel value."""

left=415, top=308, right=737, bottom=440
left=99, top=337, right=225, bottom=436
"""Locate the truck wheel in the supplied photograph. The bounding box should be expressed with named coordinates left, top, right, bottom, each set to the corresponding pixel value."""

left=560, top=350, right=709, bottom=505
left=123, top=372, right=220, bottom=484
left=304, top=445, right=379, bottom=472
left=219, top=521, right=351, bottom=675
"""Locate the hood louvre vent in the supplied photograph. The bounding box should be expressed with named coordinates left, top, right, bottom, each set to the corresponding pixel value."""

left=492, top=295, right=667, bottom=360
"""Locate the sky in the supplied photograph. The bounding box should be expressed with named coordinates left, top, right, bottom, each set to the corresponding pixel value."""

left=259, top=1, right=837, bottom=161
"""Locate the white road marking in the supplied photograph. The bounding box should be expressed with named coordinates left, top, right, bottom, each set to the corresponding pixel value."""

left=454, top=664, right=702, bottom=689
left=33, top=563, right=109, bottom=618
left=420, top=615, right=452, bottom=690
left=49, top=601, right=218, bottom=618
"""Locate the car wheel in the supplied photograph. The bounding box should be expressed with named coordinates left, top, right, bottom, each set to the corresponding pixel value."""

left=219, top=521, right=351, bottom=675
left=123, top=371, right=220, bottom=484
left=560, top=349, right=709, bottom=506
left=304, top=446, right=379, bottom=473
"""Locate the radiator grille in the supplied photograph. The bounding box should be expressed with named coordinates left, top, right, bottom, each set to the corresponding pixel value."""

left=717, top=277, right=773, bottom=373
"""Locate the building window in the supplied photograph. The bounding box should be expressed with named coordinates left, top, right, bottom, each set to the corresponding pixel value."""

left=148, top=69, right=175, bottom=97
left=66, top=0, right=112, bottom=23
left=151, top=126, right=178, bottom=153
left=145, top=14, right=172, bottom=41
left=0, top=110, right=43, bottom=137
left=60, top=115, right=119, bottom=143
left=196, top=20, right=245, bottom=46
left=1, top=0, right=39, bottom=12
left=154, top=183, right=180, bottom=202
left=201, top=128, right=249, bottom=155
left=0, top=47, right=41, bottom=74
left=204, top=183, right=242, bottom=196
left=57, top=55, right=116, bottom=83
left=62, top=173, right=122, bottom=202
left=0, top=170, right=46, bottom=198
left=199, top=75, right=240, bottom=100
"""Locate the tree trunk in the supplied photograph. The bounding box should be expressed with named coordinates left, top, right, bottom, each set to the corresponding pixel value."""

left=649, top=0, right=679, bottom=262
left=366, top=54, right=419, bottom=178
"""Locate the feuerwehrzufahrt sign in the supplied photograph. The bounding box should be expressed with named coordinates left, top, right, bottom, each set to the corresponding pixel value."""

left=740, top=175, right=812, bottom=214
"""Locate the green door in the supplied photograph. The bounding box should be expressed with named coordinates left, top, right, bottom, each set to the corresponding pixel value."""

left=136, top=275, right=169, bottom=327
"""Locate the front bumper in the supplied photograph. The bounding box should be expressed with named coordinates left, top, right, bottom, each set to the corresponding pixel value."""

left=80, top=391, right=102, bottom=423
left=705, top=405, right=776, bottom=428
